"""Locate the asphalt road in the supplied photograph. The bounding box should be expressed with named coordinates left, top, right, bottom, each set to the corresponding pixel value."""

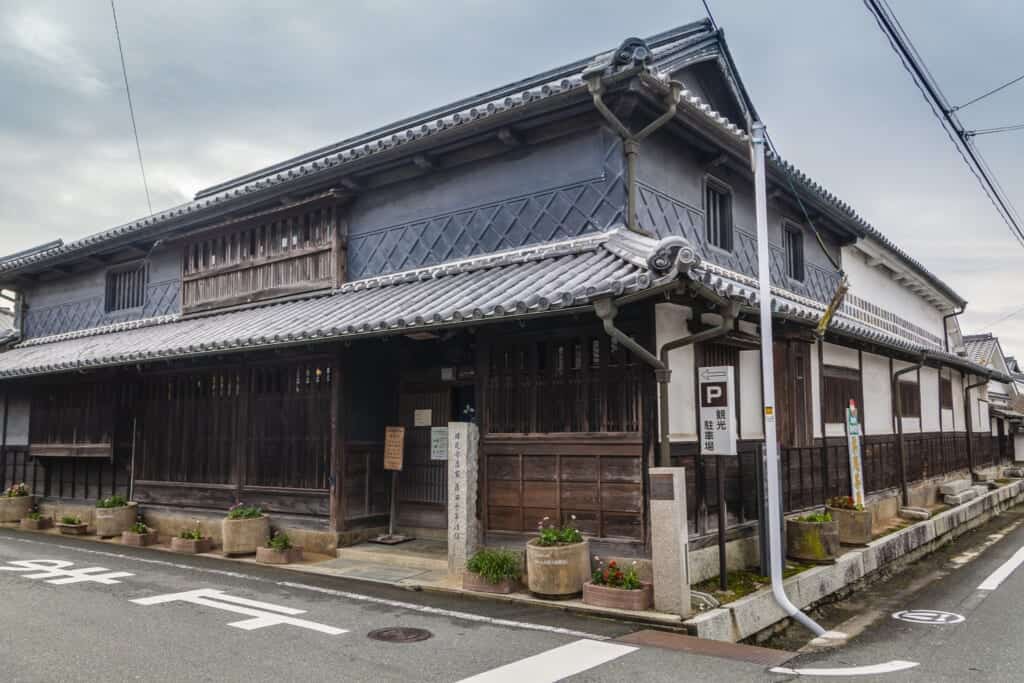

left=4, top=504, right=1024, bottom=683
left=0, top=528, right=768, bottom=682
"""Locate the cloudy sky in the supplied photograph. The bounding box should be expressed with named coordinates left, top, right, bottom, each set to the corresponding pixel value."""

left=1, top=1, right=1021, bottom=352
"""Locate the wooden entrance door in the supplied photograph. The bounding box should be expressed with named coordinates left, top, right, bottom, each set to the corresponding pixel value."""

left=396, top=383, right=452, bottom=529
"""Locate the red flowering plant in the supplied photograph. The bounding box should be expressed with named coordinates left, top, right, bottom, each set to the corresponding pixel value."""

left=3, top=482, right=29, bottom=498
left=826, top=495, right=865, bottom=512
left=591, top=557, right=642, bottom=590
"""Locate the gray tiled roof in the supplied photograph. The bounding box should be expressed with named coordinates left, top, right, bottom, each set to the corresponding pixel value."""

left=0, top=19, right=963, bottom=310
left=963, top=333, right=999, bottom=366
left=0, top=230, right=677, bottom=379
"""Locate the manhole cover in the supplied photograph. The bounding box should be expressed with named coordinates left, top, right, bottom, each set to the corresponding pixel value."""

left=367, top=627, right=433, bottom=643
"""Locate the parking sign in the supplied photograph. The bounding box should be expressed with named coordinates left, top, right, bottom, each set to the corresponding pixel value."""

left=699, top=366, right=737, bottom=456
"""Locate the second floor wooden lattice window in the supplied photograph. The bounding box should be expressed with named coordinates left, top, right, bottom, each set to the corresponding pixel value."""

left=181, top=197, right=342, bottom=313
left=105, top=264, right=148, bottom=312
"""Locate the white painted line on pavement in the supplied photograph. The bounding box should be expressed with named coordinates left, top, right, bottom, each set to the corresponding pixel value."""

left=977, top=546, right=1024, bottom=591
left=279, top=581, right=609, bottom=641
left=0, top=559, right=134, bottom=584
left=769, top=660, right=919, bottom=677
left=454, top=639, right=637, bottom=683
left=0, top=534, right=608, bottom=641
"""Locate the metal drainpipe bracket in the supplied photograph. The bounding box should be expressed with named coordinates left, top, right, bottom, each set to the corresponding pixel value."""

left=654, top=368, right=671, bottom=383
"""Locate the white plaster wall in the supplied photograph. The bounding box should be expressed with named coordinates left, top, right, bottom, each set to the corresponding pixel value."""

left=862, top=352, right=892, bottom=435
left=656, top=302, right=696, bottom=440
left=951, top=370, right=965, bottom=431
left=739, top=349, right=763, bottom=440
left=920, top=366, right=940, bottom=432
left=893, top=359, right=921, bottom=433
left=841, top=245, right=946, bottom=340
left=822, top=342, right=859, bottom=369
left=810, top=340, right=822, bottom=439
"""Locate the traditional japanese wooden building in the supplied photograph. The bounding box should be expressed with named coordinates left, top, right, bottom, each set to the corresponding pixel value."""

left=0, top=21, right=1011, bottom=559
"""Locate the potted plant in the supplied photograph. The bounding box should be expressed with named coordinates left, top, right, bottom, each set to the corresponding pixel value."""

left=786, top=510, right=840, bottom=563
left=56, top=515, right=89, bottom=535
left=826, top=496, right=873, bottom=546
left=463, top=548, right=521, bottom=594
left=1, top=482, right=32, bottom=522
left=256, top=531, right=303, bottom=564
left=583, top=558, right=653, bottom=611
left=94, top=495, right=138, bottom=538
left=222, top=503, right=269, bottom=556
left=122, top=521, right=159, bottom=547
left=525, top=515, right=589, bottom=598
left=171, top=521, right=213, bottom=554
left=20, top=506, right=53, bottom=531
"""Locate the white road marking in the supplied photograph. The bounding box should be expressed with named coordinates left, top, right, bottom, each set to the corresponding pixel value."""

left=454, top=639, right=637, bottom=683
left=0, top=534, right=607, bottom=641
left=977, top=546, right=1024, bottom=591
left=0, top=559, right=134, bottom=584
left=769, top=660, right=919, bottom=677
left=132, top=588, right=347, bottom=635
left=891, top=609, right=965, bottom=625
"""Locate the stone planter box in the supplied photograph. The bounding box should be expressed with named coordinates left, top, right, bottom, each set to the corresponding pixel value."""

left=256, top=546, right=303, bottom=565
left=0, top=496, right=32, bottom=523
left=525, top=539, right=590, bottom=598
left=462, top=571, right=518, bottom=594
left=57, top=522, right=89, bottom=536
left=122, top=530, right=159, bottom=547
left=827, top=505, right=873, bottom=546
left=786, top=518, right=840, bottom=563
left=95, top=502, right=138, bottom=538
left=221, top=515, right=270, bottom=556
left=171, top=537, right=213, bottom=554
left=583, top=581, right=653, bottom=611
left=20, top=517, right=53, bottom=531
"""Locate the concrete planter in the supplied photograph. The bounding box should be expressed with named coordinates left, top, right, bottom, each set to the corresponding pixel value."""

left=0, top=495, right=32, bottom=523
left=171, top=537, right=213, bottom=554
left=462, top=571, right=518, bottom=595
left=222, top=515, right=270, bottom=556
left=583, top=581, right=653, bottom=611
left=95, top=502, right=138, bottom=538
left=525, top=539, right=590, bottom=598
left=20, top=517, right=53, bottom=531
left=827, top=506, right=873, bottom=546
left=786, top=518, right=839, bottom=563
left=122, top=530, right=159, bottom=547
left=256, top=546, right=303, bottom=565
left=57, top=522, right=89, bottom=536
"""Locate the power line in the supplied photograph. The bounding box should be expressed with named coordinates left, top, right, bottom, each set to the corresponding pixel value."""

left=863, top=0, right=1024, bottom=250
left=966, top=122, right=1024, bottom=137
left=982, top=303, right=1024, bottom=330
left=701, top=0, right=718, bottom=30
left=110, top=0, right=152, bottom=216
left=952, top=72, right=1024, bottom=112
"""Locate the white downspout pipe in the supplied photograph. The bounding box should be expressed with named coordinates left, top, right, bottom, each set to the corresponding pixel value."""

left=751, top=121, right=826, bottom=637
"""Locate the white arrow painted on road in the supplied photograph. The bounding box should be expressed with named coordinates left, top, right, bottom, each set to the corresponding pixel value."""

left=769, top=660, right=919, bottom=677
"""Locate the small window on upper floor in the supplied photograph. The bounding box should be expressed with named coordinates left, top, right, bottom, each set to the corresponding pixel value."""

left=105, top=263, right=148, bottom=313
left=704, top=178, right=733, bottom=252
left=783, top=222, right=805, bottom=282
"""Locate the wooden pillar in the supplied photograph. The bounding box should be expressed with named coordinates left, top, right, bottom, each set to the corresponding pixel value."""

left=330, top=349, right=347, bottom=533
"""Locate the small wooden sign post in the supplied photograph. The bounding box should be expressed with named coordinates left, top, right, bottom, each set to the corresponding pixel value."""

left=371, top=426, right=415, bottom=545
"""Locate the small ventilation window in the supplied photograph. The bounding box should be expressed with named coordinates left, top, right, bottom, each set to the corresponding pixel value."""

left=783, top=222, right=805, bottom=281
left=704, top=178, right=734, bottom=252
left=105, top=263, right=148, bottom=312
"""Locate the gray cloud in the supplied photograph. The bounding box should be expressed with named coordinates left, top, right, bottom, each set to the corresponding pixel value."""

left=0, top=0, right=1021, bottom=352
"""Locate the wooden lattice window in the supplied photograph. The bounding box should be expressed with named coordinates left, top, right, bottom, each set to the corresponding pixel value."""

left=823, top=365, right=860, bottom=423
left=105, top=264, right=147, bottom=312
left=783, top=222, right=805, bottom=282
left=704, top=177, right=733, bottom=252
left=898, top=380, right=921, bottom=419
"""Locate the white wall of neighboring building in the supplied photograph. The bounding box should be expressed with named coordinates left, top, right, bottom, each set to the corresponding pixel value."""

left=951, top=369, right=965, bottom=432
left=739, top=348, right=763, bottom=440
left=920, top=365, right=940, bottom=432
left=810, top=339, right=822, bottom=439
left=842, top=244, right=947, bottom=341
left=656, top=302, right=696, bottom=440
left=862, top=351, right=893, bottom=435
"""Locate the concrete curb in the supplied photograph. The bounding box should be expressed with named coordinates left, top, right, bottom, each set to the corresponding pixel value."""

left=684, top=479, right=1024, bottom=643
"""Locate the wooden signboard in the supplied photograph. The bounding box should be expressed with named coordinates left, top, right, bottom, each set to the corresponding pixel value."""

left=383, top=426, right=405, bottom=471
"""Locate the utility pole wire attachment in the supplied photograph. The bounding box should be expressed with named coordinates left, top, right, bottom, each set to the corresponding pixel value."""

left=111, top=0, right=153, bottom=216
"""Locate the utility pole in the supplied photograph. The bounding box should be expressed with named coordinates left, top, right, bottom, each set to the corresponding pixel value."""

left=751, top=121, right=826, bottom=637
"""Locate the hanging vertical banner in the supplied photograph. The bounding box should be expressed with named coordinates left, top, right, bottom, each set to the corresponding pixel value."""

left=699, top=366, right=737, bottom=456
left=846, top=400, right=865, bottom=506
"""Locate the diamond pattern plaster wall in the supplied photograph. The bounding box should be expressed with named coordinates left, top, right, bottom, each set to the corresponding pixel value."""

left=23, top=279, right=180, bottom=339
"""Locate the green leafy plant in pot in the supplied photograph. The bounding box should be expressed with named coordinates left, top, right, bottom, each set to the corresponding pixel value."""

left=786, top=509, right=840, bottom=563
left=464, top=548, right=521, bottom=594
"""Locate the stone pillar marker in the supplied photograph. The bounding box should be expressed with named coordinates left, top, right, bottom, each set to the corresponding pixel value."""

left=447, top=422, right=480, bottom=577
left=649, top=466, right=691, bottom=616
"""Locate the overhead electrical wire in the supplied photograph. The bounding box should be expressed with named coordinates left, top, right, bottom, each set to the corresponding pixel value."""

left=863, top=0, right=1024, bottom=250
left=110, top=0, right=153, bottom=216
left=966, top=122, right=1024, bottom=138
left=952, top=72, right=1024, bottom=112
